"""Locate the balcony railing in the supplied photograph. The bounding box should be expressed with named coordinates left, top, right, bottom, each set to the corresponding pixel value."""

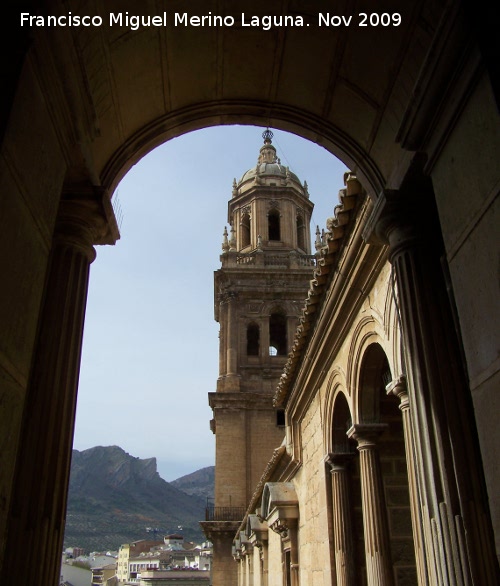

left=222, top=251, right=316, bottom=269
left=205, top=506, right=246, bottom=522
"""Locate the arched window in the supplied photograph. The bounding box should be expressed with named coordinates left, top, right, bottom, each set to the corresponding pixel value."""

left=247, top=323, right=260, bottom=356
left=268, top=209, right=281, bottom=241
left=269, top=311, right=287, bottom=356
left=241, top=212, right=251, bottom=249
left=296, top=214, right=306, bottom=251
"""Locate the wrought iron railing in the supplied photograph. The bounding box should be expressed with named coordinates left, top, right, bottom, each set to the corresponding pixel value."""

left=205, top=506, right=246, bottom=522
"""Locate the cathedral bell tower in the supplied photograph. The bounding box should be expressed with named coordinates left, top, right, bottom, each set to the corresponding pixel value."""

left=201, top=130, right=316, bottom=586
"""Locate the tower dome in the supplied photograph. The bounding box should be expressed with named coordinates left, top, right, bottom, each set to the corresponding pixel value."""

left=236, top=130, right=306, bottom=197
left=224, top=129, right=314, bottom=255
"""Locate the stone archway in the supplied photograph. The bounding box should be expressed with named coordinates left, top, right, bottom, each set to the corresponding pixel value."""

left=1, top=1, right=499, bottom=584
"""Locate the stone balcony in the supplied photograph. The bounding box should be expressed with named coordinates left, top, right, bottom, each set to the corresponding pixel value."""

left=221, top=250, right=316, bottom=269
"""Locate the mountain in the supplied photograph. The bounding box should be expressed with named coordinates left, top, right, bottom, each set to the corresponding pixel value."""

left=64, top=446, right=207, bottom=552
left=171, top=466, right=215, bottom=501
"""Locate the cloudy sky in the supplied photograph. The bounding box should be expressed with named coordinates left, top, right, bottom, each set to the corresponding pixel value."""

left=72, top=125, right=348, bottom=481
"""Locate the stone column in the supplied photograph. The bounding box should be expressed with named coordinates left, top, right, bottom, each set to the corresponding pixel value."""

left=249, top=517, right=269, bottom=586
left=226, top=292, right=239, bottom=376
left=289, top=521, right=299, bottom=586
left=348, top=423, right=394, bottom=586
left=2, top=189, right=118, bottom=586
left=216, top=289, right=240, bottom=392
left=201, top=522, right=241, bottom=586
left=364, top=185, right=499, bottom=585
left=260, top=539, right=269, bottom=586
left=218, top=307, right=227, bottom=377
left=325, top=453, right=357, bottom=586
left=244, top=543, right=254, bottom=586
left=386, top=376, right=427, bottom=586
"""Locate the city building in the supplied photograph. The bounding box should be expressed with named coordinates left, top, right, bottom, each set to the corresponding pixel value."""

left=138, top=570, right=210, bottom=585
left=117, top=541, right=163, bottom=584
left=1, top=1, right=499, bottom=584
left=92, top=563, right=118, bottom=586
left=65, top=547, right=85, bottom=559
left=117, top=537, right=211, bottom=584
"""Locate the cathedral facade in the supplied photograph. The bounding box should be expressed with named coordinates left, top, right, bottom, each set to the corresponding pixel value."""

left=230, top=170, right=444, bottom=586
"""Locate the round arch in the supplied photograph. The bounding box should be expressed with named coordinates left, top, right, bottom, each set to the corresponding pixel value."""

left=100, top=108, right=385, bottom=198
left=346, top=318, right=393, bottom=424
left=357, top=343, right=392, bottom=424
left=331, top=391, right=355, bottom=455
left=323, top=369, right=350, bottom=454
left=346, top=317, right=383, bottom=413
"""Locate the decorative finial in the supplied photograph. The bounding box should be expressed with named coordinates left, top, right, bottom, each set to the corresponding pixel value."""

left=229, top=225, right=236, bottom=251
left=222, top=226, right=229, bottom=252
left=232, top=178, right=238, bottom=196
left=315, top=226, right=322, bottom=251
left=262, top=128, right=274, bottom=144
left=258, top=128, right=278, bottom=165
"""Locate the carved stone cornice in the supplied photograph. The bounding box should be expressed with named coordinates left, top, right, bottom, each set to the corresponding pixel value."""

left=218, top=290, right=238, bottom=305
left=274, top=173, right=363, bottom=408
left=200, top=520, right=242, bottom=542
left=269, top=517, right=291, bottom=538
left=208, top=392, right=275, bottom=411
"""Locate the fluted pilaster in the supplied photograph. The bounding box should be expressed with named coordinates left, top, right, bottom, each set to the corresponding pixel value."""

left=386, top=376, right=427, bottom=586
left=226, top=292, right=238, bottom=376
left=348, top=424, right=394, bottom=586
left=326, top=453, right=357, bottom=586
left=260, top=540, right=269, bottom=586
left=364, top=185, right=499, bottom=584
left=3, top=189, right=118, bottom=586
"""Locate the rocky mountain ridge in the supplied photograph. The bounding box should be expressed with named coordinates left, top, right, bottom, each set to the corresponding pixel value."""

left=64, top=446, right=214, bottom=552
left=171, top=466, right=215, bottom=500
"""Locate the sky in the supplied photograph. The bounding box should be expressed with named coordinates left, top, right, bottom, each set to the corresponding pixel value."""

left=72, top=125, right=349, bottom=481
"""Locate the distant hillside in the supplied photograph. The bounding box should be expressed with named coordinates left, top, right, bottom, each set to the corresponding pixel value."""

left=64, top=446, right=206, bottom=552
left=171, top=466, right=214, bottom=501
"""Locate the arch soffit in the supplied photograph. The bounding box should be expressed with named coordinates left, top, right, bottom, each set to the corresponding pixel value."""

left=323, top=371, right=352, bottom=454
left=347, top=316, right=391, bottom=424
left=99, top=103, right=385, bottom=197
left=268, top=304, right=288, bottom=316
left=244, top=302, right=292, bottom=317
left=383, top=277, right=403, bottom=377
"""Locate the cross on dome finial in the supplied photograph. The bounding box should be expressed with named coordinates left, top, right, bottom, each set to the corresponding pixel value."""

left=262, top=128, right=274, bottom=144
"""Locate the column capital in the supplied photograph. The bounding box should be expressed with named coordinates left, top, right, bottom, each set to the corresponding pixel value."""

left=362, top=189, right=423, bottom=257
left=325, top=451, right=355, bottom=472
left=347, top=423, right=388, bottom=449
left=55, top=187, right=120, bottom=259
left=386, top=375, right=410, bottom=410
left=219, top=290, right=238, bottom=304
